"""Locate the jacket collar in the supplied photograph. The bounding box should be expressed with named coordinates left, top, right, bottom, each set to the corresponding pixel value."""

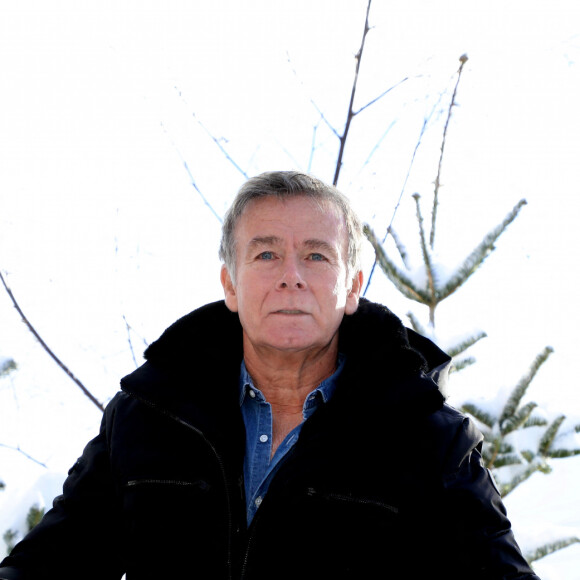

left=120, top=299, right=450, bottom=441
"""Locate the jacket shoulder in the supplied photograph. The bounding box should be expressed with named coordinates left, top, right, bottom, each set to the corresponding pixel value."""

left=423, top=403, right=485, bottom=476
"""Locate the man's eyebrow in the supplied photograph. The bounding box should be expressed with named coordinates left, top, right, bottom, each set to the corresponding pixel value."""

left=246, top=236, right=339, bottom=256
left=303, top=238, right=339, bottom=256
left=247, top=236, right=283, bottom=250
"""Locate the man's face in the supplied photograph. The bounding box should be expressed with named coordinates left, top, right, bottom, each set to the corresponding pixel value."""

left=221, top=195, right=362, bottom=356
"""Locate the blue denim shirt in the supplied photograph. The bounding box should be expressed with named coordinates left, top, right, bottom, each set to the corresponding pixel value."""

left=239, top=354, right=345, bottom=525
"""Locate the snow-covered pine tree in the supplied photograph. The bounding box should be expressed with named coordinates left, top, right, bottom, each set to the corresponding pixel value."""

left=364, top=55, right=580, bottom=566
left=0, top=355, right=17, bottom=492
left=0, top=356, right=47, bottom=553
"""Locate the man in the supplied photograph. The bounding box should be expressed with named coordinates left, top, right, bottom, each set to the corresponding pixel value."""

left=0, top=171, right=540, bottom=579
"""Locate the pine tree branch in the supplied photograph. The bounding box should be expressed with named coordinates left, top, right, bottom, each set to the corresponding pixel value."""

left=406, top=311, right=426, bottom=335
left=451, top=356, right=476, bottom=372
left=461, top=403, right=495, bottom=429
left=363, top=225, right=430, bottom=304
left=437, top=199, right=528, bottom=302
left=388, top=226, right=410, bottom=269
left=501, top=402, right=538, bottom=436
left=548, top=449, right=580, bottom=459
left=500, top=462, right=546, bottom=497
left=525, top=537, right=580, bottom=564
left=412, top=194, right=437, bottom=321
left=500, top=346, right=554, bottom=427
left=493, top=454, right=523, bottom=468
left=0, top=357, right=17, bottom=377
left=364, top=94, right=445, bottom=296
left=446, top=330, right=487, bottom=358
left=430, top=54, right=468, bottom=250
left=333, top=0, right=372, bottom=185
left=523, top=417, right=549, bottom=428
left=539, top=414, right=566, bottom=456
left=0, top=271, right=105, bottom=412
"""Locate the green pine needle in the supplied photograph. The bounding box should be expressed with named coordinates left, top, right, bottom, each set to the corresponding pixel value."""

left=364, top=225, right=431, bottom=304
left=461, top=403, right=496, bottom=429
left=502, top=402, right=538, bottom=435
left=525, top=537, right=580, bottom=564
left=539, top=415, right=566, bottom=456
left=439, top=199, right=527, bottom=302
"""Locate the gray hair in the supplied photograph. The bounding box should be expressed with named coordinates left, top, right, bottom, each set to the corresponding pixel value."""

left=219, top=171, right=363, bottom=283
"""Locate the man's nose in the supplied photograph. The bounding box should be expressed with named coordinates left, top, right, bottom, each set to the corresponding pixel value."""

left=277, top=258, right=306, bottom=290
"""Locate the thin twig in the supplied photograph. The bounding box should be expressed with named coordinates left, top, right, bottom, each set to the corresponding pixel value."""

left=363, top=72, right=456, bottom=296
left=174, top=86, right=249, bottom=180
left=354, top=76, right=409, bottom=116
left=333, top=0, right=372, bottom=186
left=430, top=54, right=468, bottom=249
left=0, top=443, right=48, bottom=469
left=286, top=52, right=341, bottom=139
left=160, top=121, right=223, bottom=223
left=363, top=114, right=431, bottom=296
left=0, top=271, right=104, bottom=412
left=123, top=314, right=139, bottom=368
left=307, top=118, right=321, bottom=172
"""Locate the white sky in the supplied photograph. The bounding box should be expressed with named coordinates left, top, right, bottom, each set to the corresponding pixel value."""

left=0, top=1, right=579, bottom=576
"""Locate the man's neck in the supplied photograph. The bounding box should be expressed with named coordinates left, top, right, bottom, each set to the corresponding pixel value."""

left=242, top=336, right=339, bottom=455
left=242, top=338, right=338, bottom=405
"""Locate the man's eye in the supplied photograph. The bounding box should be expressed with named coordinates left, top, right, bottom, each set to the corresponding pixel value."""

left=309, top=253, right=325, bottom=261
left=258, top=251, right=274, bottom=260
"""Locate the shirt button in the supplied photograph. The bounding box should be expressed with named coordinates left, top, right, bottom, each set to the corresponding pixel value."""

left=255, top=496, right=263, bottom=507
left=259, top=434, right=269, bottom=443
left=248, top=389, right=256, bottom=398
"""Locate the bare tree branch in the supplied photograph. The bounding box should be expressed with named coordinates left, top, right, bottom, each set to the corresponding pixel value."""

left=160, top=121, right=223, bottom=223
left=363, top=113, right=433, bottom=296
left=123, top=314, right=139, bottom=368
left=430, top=54, right=468, bottom=249
left=307, top=118, right=321, bottom=172
left=333, top=0, right=373, bottom=186
left=0, top=443, right=48, bottom=469
left=174, top=86, right=249, bottom=180
left=354, top=76, right=409, bottom=116
left=286, top=52, right=341, bottom=139
left=363, top=70, right=458, bottom=296
left=0, top=271, right=105, bottom=412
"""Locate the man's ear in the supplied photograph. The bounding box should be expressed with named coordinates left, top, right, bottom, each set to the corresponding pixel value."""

left=220, top=265, right=239, bottom=313
left=345, top=270, right=363, bottom=315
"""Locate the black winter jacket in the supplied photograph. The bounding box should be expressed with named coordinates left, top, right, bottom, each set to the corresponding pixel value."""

left=0, top=299, right=540, bottom=579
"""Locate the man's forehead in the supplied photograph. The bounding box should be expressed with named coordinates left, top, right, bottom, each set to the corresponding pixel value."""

left=241, top=196, right=343, bottom=226
left=240, top=198, right=343, bottom=235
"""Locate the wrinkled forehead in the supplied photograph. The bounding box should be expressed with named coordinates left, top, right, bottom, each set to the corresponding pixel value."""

left=234, top=195, right=348, bottom=257
left=240, top=195, right=346, bottom=235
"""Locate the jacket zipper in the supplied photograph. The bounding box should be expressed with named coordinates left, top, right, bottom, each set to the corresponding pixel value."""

left=240, top=503, right=260, bottom=580
left=306, top=487, right=399, bottom=514
left=125, top=392, right=235, bottom=580
left=125, top=478, right=209, bottom=490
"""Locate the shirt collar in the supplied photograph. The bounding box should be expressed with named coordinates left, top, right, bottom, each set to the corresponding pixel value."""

left=239, top=354, right=345, bottom=408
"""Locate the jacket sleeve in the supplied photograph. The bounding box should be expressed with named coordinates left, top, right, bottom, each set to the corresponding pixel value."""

left=0, top=396, right=125, bottom=580
left=440, top=413, right=541, bottom=580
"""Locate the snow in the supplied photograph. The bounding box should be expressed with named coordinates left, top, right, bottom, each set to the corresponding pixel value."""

left=1, top=0, right=580, bottom=576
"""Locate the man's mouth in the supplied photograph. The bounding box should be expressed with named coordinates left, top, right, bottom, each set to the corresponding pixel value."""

left=276, top=310, right=307, bottom=315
